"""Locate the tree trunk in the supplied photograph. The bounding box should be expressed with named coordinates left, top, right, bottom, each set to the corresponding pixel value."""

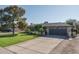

left=13, top=24, right=15, bottom=36
left=12, top=19, right=15, bottom=36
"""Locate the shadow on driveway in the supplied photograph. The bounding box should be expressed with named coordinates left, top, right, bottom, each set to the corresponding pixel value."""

left=42, top=35, right=69, bottom=40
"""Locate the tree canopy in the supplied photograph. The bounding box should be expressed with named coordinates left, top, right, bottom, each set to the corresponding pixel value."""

left=0, top=5, right=27, bottom=36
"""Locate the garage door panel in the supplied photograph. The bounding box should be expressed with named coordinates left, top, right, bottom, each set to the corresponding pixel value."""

left=49, top=29, right=68, bottom=36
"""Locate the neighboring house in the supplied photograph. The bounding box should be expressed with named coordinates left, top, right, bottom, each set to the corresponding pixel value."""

left=43, top=22, right=73, bottom=38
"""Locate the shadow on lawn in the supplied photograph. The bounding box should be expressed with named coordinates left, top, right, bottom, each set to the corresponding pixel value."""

left=0, top=34, right=17, bottom=38
left=0, top=32, right=39, bottom=38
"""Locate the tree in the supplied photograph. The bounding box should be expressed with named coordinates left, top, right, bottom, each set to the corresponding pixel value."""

left=0, top=9, right=4, bottom=28
left=17, top=21, right=27, bottom=31
left=2, top=15, right=12, bottom=28
left=34, top=24, right=42, bottom=31
left=4, top=5, right=25, bottom=36
left=39, top=28, right=44, bottom=35
left=66, top=19, right=77, bottom=37
left=29, top=24, right=45, bottom=35
left=66, top=19, right=76, bottom=25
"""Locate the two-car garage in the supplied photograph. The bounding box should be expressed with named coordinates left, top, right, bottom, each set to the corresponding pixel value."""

left=43, top=23, right=72, bottom=38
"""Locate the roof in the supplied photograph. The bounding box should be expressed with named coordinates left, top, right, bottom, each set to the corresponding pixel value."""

left=43, top=23, right=72, bottom=27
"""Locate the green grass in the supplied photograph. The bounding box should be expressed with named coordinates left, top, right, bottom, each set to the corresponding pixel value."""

left=0, top=32, right=38, bottom=47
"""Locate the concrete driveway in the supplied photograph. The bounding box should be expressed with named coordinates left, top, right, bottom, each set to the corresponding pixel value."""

left=0, top=37, right=64, bottom=54
left=50, top=37, right=79, bottom=54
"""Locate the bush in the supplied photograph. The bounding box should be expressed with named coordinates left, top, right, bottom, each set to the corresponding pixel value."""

left=26, top=28, right=40, bottom=35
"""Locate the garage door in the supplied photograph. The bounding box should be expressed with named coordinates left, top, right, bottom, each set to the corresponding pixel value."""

left=49, top=29, right=68, bottom=36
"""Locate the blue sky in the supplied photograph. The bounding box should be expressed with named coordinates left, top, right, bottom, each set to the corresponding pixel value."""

left=1, top=5, right=79, bottom=24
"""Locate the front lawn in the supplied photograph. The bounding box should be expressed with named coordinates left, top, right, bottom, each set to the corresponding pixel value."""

left=0, top=32, right=38, bottom=47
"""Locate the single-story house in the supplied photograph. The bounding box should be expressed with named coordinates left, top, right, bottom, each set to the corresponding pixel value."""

left=43, top=23, right=74, bottom=38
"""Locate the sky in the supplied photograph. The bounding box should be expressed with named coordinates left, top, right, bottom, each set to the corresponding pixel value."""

left=1, top=5, right=79, bottom=24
